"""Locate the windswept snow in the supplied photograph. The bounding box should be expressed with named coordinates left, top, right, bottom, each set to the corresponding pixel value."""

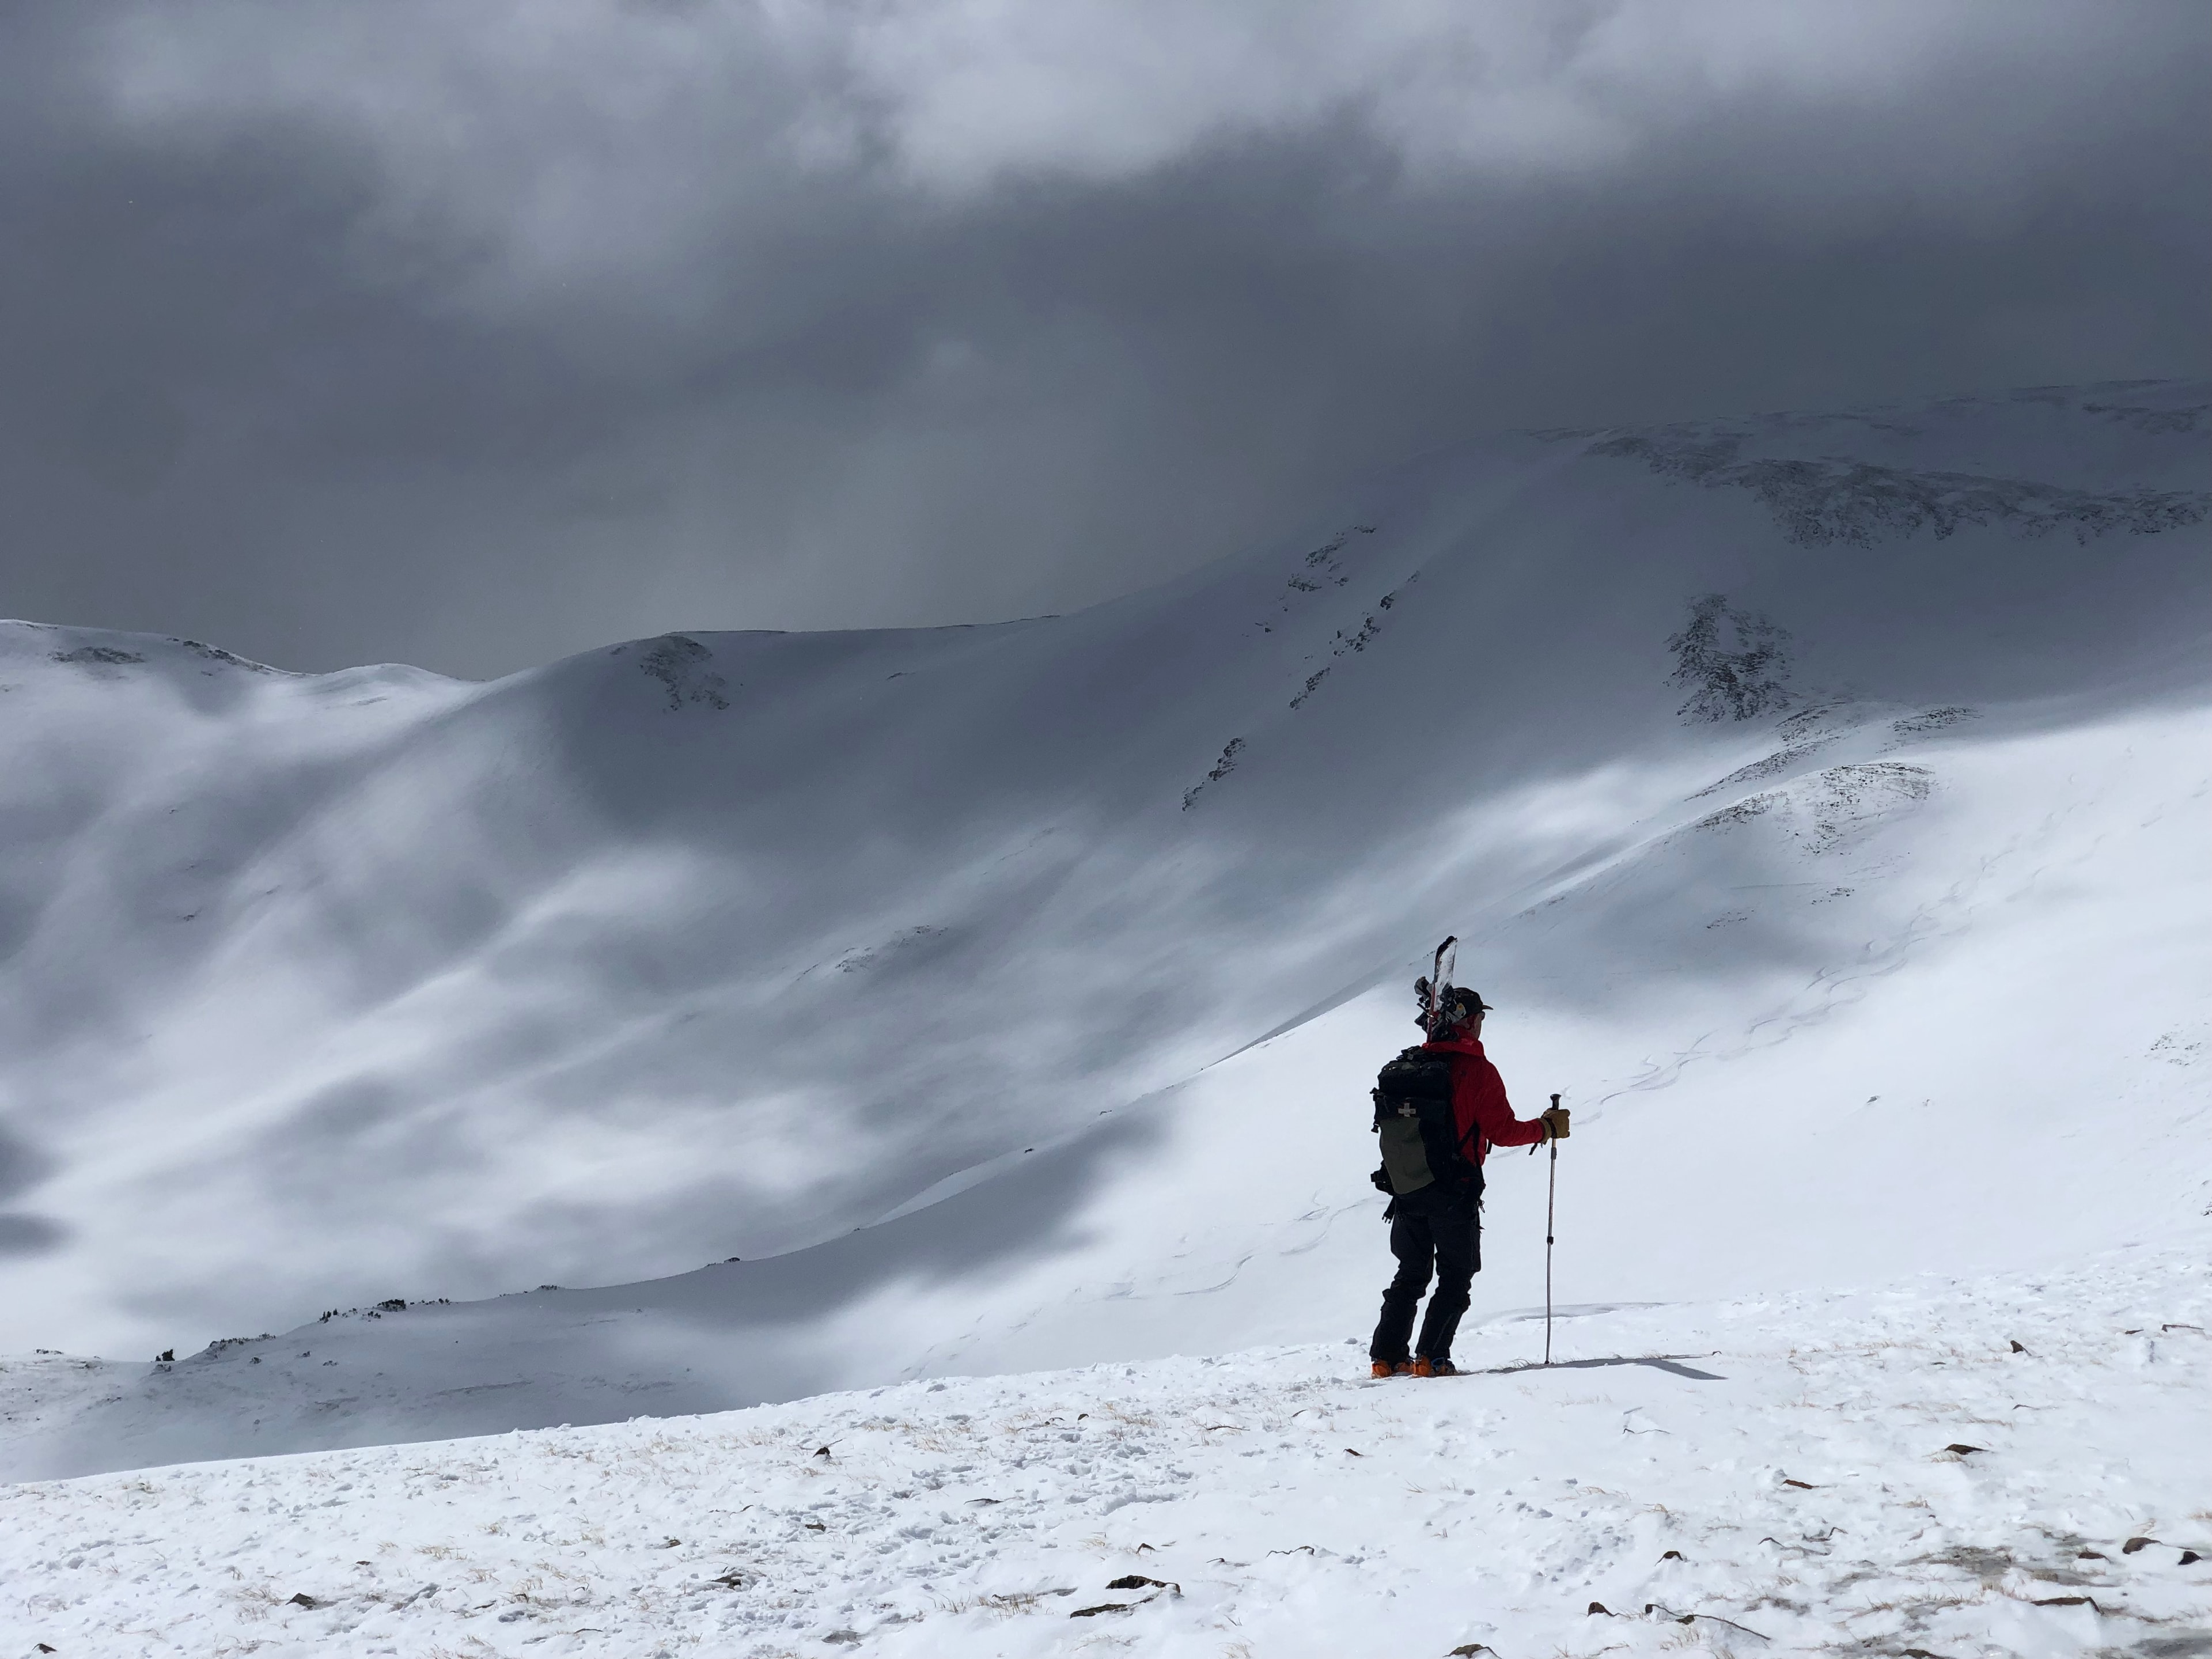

left=4, top=1249, right=2206, bottom=1656
left=4, top=673, right=2205, bottom=1482
left=1, top=378, right=2204, bottom=1374
left=0, top=380, right=2207, bottom=1659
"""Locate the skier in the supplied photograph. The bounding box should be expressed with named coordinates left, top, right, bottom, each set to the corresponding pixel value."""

left=1369, top=982, right=1570, bottom=1378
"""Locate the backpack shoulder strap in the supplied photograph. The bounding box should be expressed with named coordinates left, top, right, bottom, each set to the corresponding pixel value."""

left=1434, top=1050, right=1485, bottom=1163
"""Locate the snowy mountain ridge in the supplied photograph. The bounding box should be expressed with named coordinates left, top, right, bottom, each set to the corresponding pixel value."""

left=0, top=379, right=2206, bottom=1495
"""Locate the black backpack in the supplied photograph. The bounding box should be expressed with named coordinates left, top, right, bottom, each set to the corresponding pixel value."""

left=1370, top=1046, right=1483, bottom=1200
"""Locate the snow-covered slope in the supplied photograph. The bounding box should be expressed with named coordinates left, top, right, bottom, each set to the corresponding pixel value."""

left=5, top=1249, right=2207, bottom=1656
left=0, top=380, right=2206, bottom=1482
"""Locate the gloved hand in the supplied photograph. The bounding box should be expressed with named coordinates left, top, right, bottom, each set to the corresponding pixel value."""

left=1539, top=1104, right=1571, bottom=1141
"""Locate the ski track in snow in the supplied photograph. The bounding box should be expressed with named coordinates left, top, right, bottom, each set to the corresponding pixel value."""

left=4, top=1251, right=2206, bottom=1658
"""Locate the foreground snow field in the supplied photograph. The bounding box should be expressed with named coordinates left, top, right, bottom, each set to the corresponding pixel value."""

left=5, top=1248, right=2207, bottom=1658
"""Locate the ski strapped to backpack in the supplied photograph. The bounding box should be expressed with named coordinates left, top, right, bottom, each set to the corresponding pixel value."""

left=1415, top=935, right=1457, bottom=1040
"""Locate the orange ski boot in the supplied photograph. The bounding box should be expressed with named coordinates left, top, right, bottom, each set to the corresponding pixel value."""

left=1370, top=1360, right=1412, bottom=1378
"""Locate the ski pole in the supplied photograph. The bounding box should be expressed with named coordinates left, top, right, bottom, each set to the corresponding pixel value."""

left=1544, top=1093, right=1559, bottom=1367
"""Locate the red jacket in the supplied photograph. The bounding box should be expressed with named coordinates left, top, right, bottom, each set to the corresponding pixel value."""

left=1422, top=1033, right=1546, bottom=1162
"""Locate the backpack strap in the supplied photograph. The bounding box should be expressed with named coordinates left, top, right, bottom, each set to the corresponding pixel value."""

left=1437, top=1051, right=1487, bottom=1193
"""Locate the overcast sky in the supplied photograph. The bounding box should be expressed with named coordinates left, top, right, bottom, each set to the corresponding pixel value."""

left=1, top=1, right=2204, bottom=678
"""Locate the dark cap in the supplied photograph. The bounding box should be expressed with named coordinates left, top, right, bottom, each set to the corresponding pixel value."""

left=1416, top=981, right=1493, bottom=1031
left=1438, top=986, right=1493, bottom=1022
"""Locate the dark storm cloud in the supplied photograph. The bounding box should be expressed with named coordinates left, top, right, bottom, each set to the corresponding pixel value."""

left=0, top=0, right=2204, bottom=677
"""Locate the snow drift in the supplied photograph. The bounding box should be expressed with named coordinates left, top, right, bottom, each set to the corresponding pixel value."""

left=0, top=380, right=2206, bottom=1482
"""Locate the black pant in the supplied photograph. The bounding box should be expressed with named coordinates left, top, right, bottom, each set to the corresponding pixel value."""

left=1369, top=1185, right=1480, bottom=1363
